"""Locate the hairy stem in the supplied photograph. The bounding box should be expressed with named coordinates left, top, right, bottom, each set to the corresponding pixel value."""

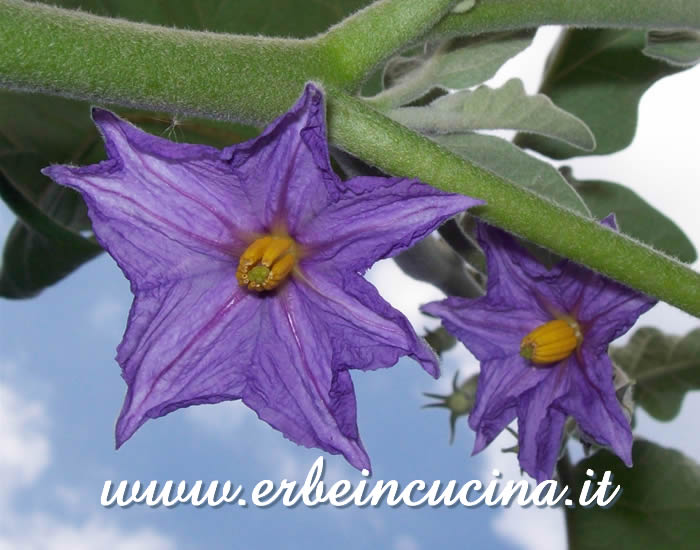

left=0, top=0, right=699, bottom=316
left=431, top=0, right=700, bottom=40
left=0, top=0, right=325, bottom=124
left=327, top=92, right=700, bottom=316
left=319, top=0, right=459, bottom=89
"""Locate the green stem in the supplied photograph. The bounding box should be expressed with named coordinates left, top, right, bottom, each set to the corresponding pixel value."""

left=319, top=0, right=459, bottom=89
left=0, top=0, right=699, bottom=316
left=431, top=0, right=700, bottom=40
left=326, top=91, right=700, bottom=316
left=0, top=0, right=324, bottom=124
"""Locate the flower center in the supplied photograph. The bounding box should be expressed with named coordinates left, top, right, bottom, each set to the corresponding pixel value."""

left=520, top=318, right=582, bottom=365
left=236, top=235, right=297, bottom=291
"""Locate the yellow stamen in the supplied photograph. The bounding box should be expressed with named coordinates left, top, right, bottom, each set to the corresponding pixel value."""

left=236, top=236, right=297, bottom=291
left=520, top=318, right=582, bottom=365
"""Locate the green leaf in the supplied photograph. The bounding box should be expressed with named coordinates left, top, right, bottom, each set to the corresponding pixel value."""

left=424, top=326, right=457, bottom=357
left=517, top=29, right=687, bottom=159
left=434, top=133, right=591, bottom=216
left=643, top=31, right=700, bottom=67
left=391, top=78, right=595, bottom=150
left=394, top=235, right=484, bottom=299
left=0, top=152, right=91, bottom=231
left=568, top=440, right=700, bottom=550
left=0, top=154, right=102, bottom=298
left=609, top=327, right=700, bottom=422
left=568, top=172, right=697, bottom=263
left=372, top=30, right=534, bottom=109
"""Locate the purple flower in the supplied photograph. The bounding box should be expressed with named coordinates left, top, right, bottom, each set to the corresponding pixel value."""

left=422, top=219, right=655, bottom=482
left=43, top=84, right=481, bottom=471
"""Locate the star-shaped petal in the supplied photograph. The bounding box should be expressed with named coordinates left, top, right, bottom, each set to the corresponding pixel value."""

left=44, top=84, right=482, bottom=470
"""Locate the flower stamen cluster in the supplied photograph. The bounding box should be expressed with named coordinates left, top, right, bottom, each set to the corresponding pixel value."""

left=236, top=235, right=298, bottom=291
left=520, top=318, right=582, bottom=365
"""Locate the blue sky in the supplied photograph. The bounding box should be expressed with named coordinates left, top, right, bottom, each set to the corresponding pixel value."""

left=1, top=28, right=699, bottom=550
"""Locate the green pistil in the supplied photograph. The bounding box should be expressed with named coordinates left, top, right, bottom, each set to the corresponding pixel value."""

left=520, top=344, right=533, bottom=360
left=248, top=265, right=270, bottom=284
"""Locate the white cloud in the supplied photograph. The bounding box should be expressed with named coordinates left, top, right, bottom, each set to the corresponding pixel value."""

left=0, top=380, right=177, bottom=550
left=0, top=382, right=51, bottom=508
left=393, top=534, right=421, bottom=550
left=0, top=517, right=176, bottom=550
left=482, top=431, right=567, bottom=550
left=88, top=296, right=129, bottom=336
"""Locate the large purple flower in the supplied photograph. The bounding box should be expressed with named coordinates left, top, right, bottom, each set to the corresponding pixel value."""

left=43, top=84, right=481, bottom=471
left=422, top=219, right=655, bottom=482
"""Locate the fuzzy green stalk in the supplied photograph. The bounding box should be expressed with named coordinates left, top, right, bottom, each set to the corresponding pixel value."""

left=0, top=0, right=326, bottom=125
left=431, top=0, right=700, bottom=40
left=318, top=0, right=460, bottom=89
left=1, top=0, right=699, bottom=316
left=327, top=92, right=700, bottom=316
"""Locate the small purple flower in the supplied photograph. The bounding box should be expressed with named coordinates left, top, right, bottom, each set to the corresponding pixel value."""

left=422, top=219, right=655, bottom=482
left=43, top=84, right=481, bottom=471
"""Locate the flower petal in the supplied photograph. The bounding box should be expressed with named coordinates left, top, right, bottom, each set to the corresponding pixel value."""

left=293, top=266, right=438, bottom=377
left=249, top=281, right=370, bottom=470
left=116, top=268, right=371, bottom=471
left=43, top=109, right=255, bottom=291
left=115, top=270, right=253, bottom=446
left=422, top=296, right=548, bottom=362
left=516, top=363, right=571, bottom=482
left=299, top=176, right=482, bottom=272
left=476, top=223, right=563, bottom=313
left=563, top=350, right=633, bottom=466
left=469, top=354, right=550, bottom=454
left=554, top=262, right=656, bottom=351
left=220, top=83, right=337, bottom=234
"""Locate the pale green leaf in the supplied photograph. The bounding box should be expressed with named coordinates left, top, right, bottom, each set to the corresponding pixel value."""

left=434, top=133, right=591, bottom=216
left=610, top=327, right=700, bottom=421
left=517, top=29, right=688, bottom=158
left=568, top=440, right=700, bottom=550
left=567, top=171, right=696, bottom=263
left=644, top=31, right=700, bottom=67
left=391, top=79, right=595, bottom=150
left=373, top=31, right=534, bottom=109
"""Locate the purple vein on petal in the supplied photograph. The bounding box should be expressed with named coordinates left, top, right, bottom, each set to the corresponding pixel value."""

left=72, top=176, right=236, bottom=256
left=142, top=289, right=249, bottom=402
left=138, top=158, right=242, bottom=235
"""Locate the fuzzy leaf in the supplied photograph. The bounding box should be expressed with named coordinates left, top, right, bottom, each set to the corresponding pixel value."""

left=391, top=79, right=595, bottom=150
left=434, top=133, right=591, bottom=216
left=0, top=154, right=102, bottom=298
left=644, top=31, right=700, bottom=67
left=568, top=440, right=700, bottom=550
left=610, top=327, right=700, bottom=421
left=517, top=29, right=688, bottom=158
left=568, top=172, right=696, bottom=263
left=424, top=326, right=457, bottom=357
left=376, top=31, right=534, bottom=108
